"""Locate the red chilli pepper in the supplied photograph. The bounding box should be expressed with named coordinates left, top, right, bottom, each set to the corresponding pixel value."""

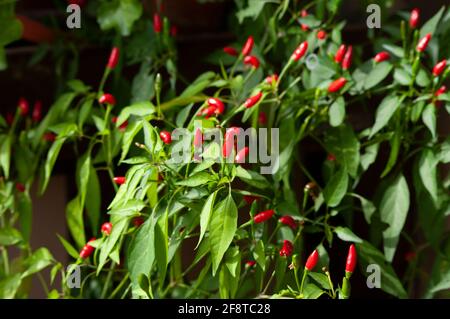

left=279, top=215, right=297, bottom=230
left=305, top=249, right=319, bottom=271
left=207, top=97, right=225, bottom=115
left=223, top=46, right=238, bottom=57
left=432, top=59, right=447, bottom=77
left=253, top=209, right=274, bottom=224
left=170, top=25, right=178, bottom=37
left=265, top=74, right=279, bottom=85
left=300, top=10, right=309, bottom=31
left=327, top=153, right=336, bottom=161
left=6, top=113, right=14, bottom=126
left=243, top=195, right=259, bottom=205
left=317, top=30, right=327, bottom=40
left=244, top=92, right=263, bottom=108
left=258, top=112, right=267, bottom=125
left=244, top=55, right=260, bottom=68
left=113, top=176, right=126, bottom=185
left=242, top=36, right=254, bottom=56
left=410, top=8, right=420, bottom=29
left=160, top=130, right=172, bottom=144
left=79, top=238, right=96, bottom=259
left=98, top=93, right=116, bottom=106
left=133, top=217, right=145, bottom=228
left=345, top=244, right=357, bottom=273
left=291, top=41, right=308, bottom=61
left=112, top=117, right=128, bottom=131
left=279, top=240, right=294, bottom=257
left=153, top=13, right=162, bottom=33
left=328, top=77, right=347, bottom=93
left=374, top=51, right=390, bottom=63
left=16, top=183, right=26, bottom=193
left=435, top=85, right=447, bottom=97
left=245, top=260, right=256, bottom=268
left=416, top=33, right=431, bottom=52
left=107, top=47, right=120, bottom=69
left=32, top=100, right=43, bottom=123
left=43, top=132, right=56, bottom=142
left=222, top=127, right=240, bottom=158
left=235, top=146, right=249, bottom=163
left=404, top=251, right=416, bottom=262
left=342, top=45, right=353, bottom=70
left=101, top=222, right=113, bottom=236
left=334, top=44, right=346, bottom=63
left=18, top=97, right=29, bottom=116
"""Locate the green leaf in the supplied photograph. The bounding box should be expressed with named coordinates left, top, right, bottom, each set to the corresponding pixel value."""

left=379, top=174, right=410, bottom=262
left=0, top=135, right=11, bottom=178
left=411, top=100, right=425, bottom=123
left=439, top=138, right=450, bottom=163
left=323, top=168, right=348, bottom=207
left=364, top=62, right=393, bottom=90
left=224, top=246, right=241, bottom=278
left=117, top=101, right=155, bottom=126
left=334, top=226, right=363, bottom=243
left=329, top=97, right=345, bottom=127
left=127, top=218, right=155, bottom=294
left=175, top=172, right=213, bottom=187
left=21, top=248, right=54, bottom=278
left=356, top=241, right=408, bottom=298
left=361, top=143, right=379, bottom=171
left=209, top=193, right=238, bottom=275
left=120, top=120, right=143, bottom=162
left=0, top=274, right=22, bottom=298
left=131, top=62, right=155, bottom=103
left=57, top=234, right=80, bottom=259
left=370, top=94, right=401, bottom=138
left=382, top=44, right=404, bottom=58
left=179, top=72, right=215, bottom=99
left=308, top=272, right=331, bottom=290
left=422, top=103, right=437, bottom=140
left=393, top=68, right=411, bottom=86
left=41, top=124, right=78, bottom=193
left=348, top=193, right=376, bottom=224
left=420, top=6, right=445, bottom=38
left=97, top=0, right=143, bottom=36
left=0, top=227, right=22, bottom=246
left=85, top=165, right=101, bottom=231
left=429, top=269, right=450, bottom=295
left=98, top=217, right=130, bottom=274
left=176, top=103, right=194, bottom=128
left=78, top=98, right=94, bottom=131
left=418, top=149, right=438, bottom=203
left=197, top=191, right=218, bottom=249
left=303, top=283, right=324, bottom=299
left=33, top=93, right=77, bottom=148
left=324, top=124, right=360, bottom=177
left=17, top=192, right=32, bottom=242
left=65, top=197, right=86, bottom=249
left=0, top=16, right=22, bottom=46
left=67, top=79, right=91, bottom=93
left=253, top=240, right=266, bottom=271
left=235, top=166, right=271, bottom=189
left=236, top=0, right=277, bottom=23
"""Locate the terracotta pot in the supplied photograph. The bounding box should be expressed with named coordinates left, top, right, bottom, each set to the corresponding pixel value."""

left=16, top=15, right=55, bottom=43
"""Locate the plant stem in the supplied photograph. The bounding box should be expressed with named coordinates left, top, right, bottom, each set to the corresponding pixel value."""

left=100, top=263, right=116, bottom=298
left=108, top=273, right=130, bottom=299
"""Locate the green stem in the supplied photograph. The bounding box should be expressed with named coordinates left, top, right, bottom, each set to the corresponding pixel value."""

left=108, top=273, right=130, bottom=299
left=100, top=263, right=116, bottom=298
left=299, top=269, right=308, bottom=295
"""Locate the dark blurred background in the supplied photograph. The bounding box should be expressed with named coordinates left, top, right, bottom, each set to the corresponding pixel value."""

left=1, top=0, right=450, bottom=298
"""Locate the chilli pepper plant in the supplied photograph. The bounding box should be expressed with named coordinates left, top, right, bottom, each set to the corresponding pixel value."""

left=0, top=1, right=450, bottom=299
